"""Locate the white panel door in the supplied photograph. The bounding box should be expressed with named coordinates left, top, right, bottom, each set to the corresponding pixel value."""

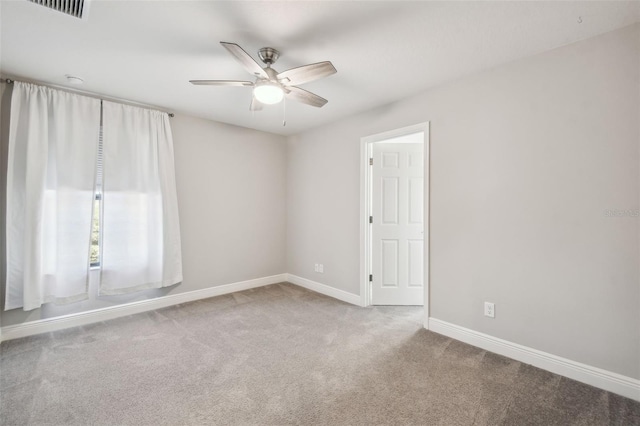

left=372, top=141, right=424, bottom=305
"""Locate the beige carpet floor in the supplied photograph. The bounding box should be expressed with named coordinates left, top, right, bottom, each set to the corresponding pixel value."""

left=1, top=282, right=639, bottom=425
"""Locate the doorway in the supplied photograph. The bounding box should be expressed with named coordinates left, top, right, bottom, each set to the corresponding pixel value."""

left=359, top=123, right=429, bottom=313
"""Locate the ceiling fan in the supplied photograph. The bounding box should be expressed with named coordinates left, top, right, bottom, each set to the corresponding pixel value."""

left=190, top=42, right=337, bottom=111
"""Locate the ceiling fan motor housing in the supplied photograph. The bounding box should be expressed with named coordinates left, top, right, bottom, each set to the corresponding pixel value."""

left=258, top=47, right=280, bottom=65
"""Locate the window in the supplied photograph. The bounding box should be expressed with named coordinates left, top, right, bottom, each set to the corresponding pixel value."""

left=90, top=194, right=101, bottom=267
left=90, top=126, right=103, bottom=268
left=6, top=83, right=182, bottom=310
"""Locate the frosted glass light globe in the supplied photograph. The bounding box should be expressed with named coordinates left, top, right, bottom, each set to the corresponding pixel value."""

left=253, top=82, right=284, bottom=105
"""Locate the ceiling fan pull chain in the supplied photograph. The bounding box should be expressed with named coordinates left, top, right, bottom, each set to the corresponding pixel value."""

left=282, top=96, right=287, bottom=127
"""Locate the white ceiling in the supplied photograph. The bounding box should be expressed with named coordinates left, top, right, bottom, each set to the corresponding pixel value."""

left=1, top=1, right=638, bottom=136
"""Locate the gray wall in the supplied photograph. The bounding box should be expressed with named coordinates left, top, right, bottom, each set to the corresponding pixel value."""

left=1, top=108, right=287, bottom=326
left=287, top=24, right=640, bottom=379
left=171, top=114, right=286, bottom=287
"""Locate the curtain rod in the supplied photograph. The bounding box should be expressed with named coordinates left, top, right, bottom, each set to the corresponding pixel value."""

left=1, top=78, right=174, bottom=118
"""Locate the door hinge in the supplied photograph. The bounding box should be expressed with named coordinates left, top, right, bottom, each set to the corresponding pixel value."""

left=369, top=215, right=373, bottom=224
left=369, top=157, right=373, bottom=166
left=369, top=274, right=373, bottom=282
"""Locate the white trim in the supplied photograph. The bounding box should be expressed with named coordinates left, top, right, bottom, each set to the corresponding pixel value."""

left=286, top=274, right=361, bottom=306
left=360, top=138, right=373, bottom=306
left=361, top=123, right=430, bottom=145
left=359, top=122, right=430, bottom=321
left=0, top=274, right=287, bottom=342
left=428, top=317, right=640, bottom=402
left=358, top=136, right=372, bottom=307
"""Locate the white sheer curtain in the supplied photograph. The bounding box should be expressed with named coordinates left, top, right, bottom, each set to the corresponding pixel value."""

left=5, top=82, right=101, bottom=311
left=100, top=101, right=182, bottom=295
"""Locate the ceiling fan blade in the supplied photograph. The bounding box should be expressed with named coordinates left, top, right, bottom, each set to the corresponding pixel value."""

left=189, top=80, right=254, bottom=86
left=220, top=42, right=269, bottom=79
left=285, top=86, right=328, bottom=108
left=277, top=61, right=336, bottom=86
left=250, top=97, right=263, bottom=111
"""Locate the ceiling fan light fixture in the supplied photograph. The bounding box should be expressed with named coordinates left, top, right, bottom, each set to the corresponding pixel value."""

left=253, top=80, right=284, bottom=105
left=190, top=42, right=335, bottom=110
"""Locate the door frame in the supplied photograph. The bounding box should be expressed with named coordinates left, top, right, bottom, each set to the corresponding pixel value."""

left=359, top=122, right=430, bottom=327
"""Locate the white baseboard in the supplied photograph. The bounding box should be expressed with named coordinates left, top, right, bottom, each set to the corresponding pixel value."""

left=0, top=274, right=288, bottom=342
left=428, top=317, right=640, bottom=402
left=286, top=274, right=361, bottom=306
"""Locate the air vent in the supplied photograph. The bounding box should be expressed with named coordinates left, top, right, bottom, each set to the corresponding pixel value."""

left=29, top=0, right=88, bottom=19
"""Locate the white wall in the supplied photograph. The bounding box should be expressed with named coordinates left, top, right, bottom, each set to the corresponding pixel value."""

left=287, top=24, right=640, bottom=379
left=0, top=107, right=287, bottom=326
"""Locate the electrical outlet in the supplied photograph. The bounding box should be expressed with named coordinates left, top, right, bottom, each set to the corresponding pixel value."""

left=318, top=264, right=324, bottom=273
left=314, top=264, right=319, bottom=272
left=484, top=302, right=495, bottom=318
